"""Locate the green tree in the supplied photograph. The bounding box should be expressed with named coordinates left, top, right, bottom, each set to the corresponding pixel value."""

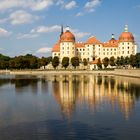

left=62, top=57, right=69, bottom=69
left=40, top=57, right=49, bottom=69
left=103, top=57, right=109, bottom=68
left=129, top=55, right=136, bottom=68
left=83, top=58, right=88, bottom=66
left=52, top=56, right=59, bottom=69
left=135, top=53, right=140, bottom=68
left=110, top=56, right=115, bottom=66
left=120, top=56, right=125, bottom=66
left=97, top=58, right=102, bottom=69
left=124, top=56, right=130, bottom=66
left=71, top=57, right=79, bottom=69
left=116, top=57, right=121, bottom=66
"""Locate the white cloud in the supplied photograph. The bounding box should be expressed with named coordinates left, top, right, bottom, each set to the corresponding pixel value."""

left=76, top=0, right=101, bottom=16
left=0, top=0, right=54, bottom=11
left=76, top=12, right=84, bottom=17
left=65, top=1, right=77, bottom=10
left=31, top=25, right=60, bottom=33
left=0, top=27, right=11, bottom=37
left=84, top=0, right=101, bottom=12
left=9, top=10, right=39, bottom=25
left=75, top=31, right=90, bottom=39
left=30, top=0, right=54, bottom=11
left=0, top=18, right=9, bottom=24
left=17, top=33, right=39, bottom=39
left=36, top=47, right=52, bottom=53
left=56, top=0, right=64, bottom=6
left=0, top=47, right=4, bottom=50
left=72, top=29, right=90, bottom=39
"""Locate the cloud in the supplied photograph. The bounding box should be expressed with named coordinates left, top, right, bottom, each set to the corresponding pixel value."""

left=9, top=10, right=39, bottom=25
left=30, top=0, right=54, bottom=11
left=31, top=25, right=60, bottom=33
left=36, top=47, right=52, bottom=53
left=76, top=12, right=84, bottom=17
left=72, top=29, right=90, bottom=39
left=76, top=0, right=101, bottom=16
left=65, top=1, right=77, bottom=10
left=56, top=0, right=64, bottom=6
left=85, top=0, right=101, bottom=12
left=17, top=33, right=39, bottom=39
left=63, top=27, right=90, bottom=39
left=0, top=18, right=9, bottom=24
left=0, top=47, right=4, bottom=50
left=0, top=27, right=11, bottom=37
left=0, top=0, right=54, bottom=11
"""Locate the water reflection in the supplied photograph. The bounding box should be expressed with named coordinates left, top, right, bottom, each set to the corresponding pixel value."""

left=51, top=75, right=140, bottom=119
left=0, top=74, right=140, bottom=120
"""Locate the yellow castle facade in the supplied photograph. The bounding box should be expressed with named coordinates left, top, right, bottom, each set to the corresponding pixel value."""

left=52, top=25, right=137, bottom=63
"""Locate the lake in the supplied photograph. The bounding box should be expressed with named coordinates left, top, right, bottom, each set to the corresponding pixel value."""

left=0, top=74, right=140, bottom=140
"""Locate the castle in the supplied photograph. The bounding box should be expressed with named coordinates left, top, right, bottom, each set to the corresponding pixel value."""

left=52, top=25, right=138, bottom=67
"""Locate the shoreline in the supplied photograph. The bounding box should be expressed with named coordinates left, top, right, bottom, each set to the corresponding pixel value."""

left=0, top=69, right=140, bottom=78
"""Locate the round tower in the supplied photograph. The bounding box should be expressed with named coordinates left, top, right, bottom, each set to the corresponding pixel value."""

left=118, top=25, right=137, bottom=57
left=60, top=27, right=76, bottom=61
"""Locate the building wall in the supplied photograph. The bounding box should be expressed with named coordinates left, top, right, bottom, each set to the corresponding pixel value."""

left=60, top=42, right=75, bottom=61
left=52, top=52, right=60, bottom=58
left=52, top=40, right=138, bottom=62
left=118, top=42, right=136, bottom=57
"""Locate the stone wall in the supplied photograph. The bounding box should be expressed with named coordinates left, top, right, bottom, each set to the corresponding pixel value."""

left=114, top=69, right=140, bottom=78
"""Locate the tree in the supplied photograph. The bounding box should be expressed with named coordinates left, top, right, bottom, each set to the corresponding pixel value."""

left=83, top=58, right=88, bottom=66
left=110, top=56, right=115, bottom=66
left=120, top=56, right=125, bottom=66
left=103, top=57, right=109, bottom=68
left=135, top=53, right=140, bottom=68
left=116, top=57, right=121, bottom=66
left=97, top=58, right=102, bottom=69
left=62, top=57, right=69, bottom=69
left=0, top=54, right=10, bottom=69
left=71, top=57, right=79, bottom=69
left=39, top=57, right=49, bottom=69
left=124, top=56, right=130, bottom=66
left=129, top=55, right=136, bottom=68
left=52, top=56, right=59, bottom=69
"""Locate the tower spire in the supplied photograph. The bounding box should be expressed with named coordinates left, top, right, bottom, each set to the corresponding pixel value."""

left=112, top=34, right=115, bottom=39
left=60, top=24, right=63, bottom=38
left=125, top=25, right=128, bottom=32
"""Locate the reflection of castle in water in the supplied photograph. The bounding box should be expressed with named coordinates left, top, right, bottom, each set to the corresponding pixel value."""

left=51, top=75, right=139, bottom=119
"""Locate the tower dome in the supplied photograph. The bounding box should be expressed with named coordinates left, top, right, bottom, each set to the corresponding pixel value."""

left=60, top=27, right=75, bottom=42
left=52, top=40, right=60, bottom=52
left=119, top=25, right=134, bottom=42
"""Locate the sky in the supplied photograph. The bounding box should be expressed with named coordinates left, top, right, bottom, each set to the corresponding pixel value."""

left=0, top=0, right=140, bottom=57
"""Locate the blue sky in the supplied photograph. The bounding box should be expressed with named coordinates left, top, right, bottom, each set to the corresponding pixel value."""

left=0, top=0, right=140, bottom=57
